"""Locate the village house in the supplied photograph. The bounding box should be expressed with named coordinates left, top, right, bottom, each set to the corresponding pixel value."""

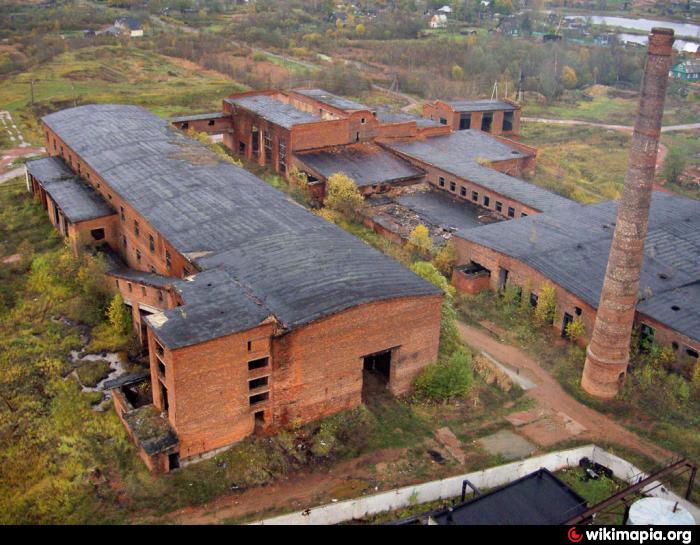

left=114, top=16, right=144, bottom=38
left=25, top=104, right=443, bottom=473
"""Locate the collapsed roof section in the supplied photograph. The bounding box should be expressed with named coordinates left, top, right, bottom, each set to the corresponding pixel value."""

left=384, top=130, right=572, bottom=213
left=42, top=104, right=441, bottom=350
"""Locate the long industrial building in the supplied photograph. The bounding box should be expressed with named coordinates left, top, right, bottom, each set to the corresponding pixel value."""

left=26, top=104, right=443, bottom=472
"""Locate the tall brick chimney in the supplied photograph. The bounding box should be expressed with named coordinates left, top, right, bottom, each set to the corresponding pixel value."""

left=580, top=28, right=675, bottom=399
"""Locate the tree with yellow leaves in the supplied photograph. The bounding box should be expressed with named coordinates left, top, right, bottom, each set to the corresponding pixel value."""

left=408, top=224, right=433, bottom=256
left=324, top=173, right=364, bottom=220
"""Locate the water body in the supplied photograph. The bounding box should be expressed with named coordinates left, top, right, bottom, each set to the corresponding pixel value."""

left=565, top=14, right=700, bottom=38
left=617, top=32, right=698, bottom=53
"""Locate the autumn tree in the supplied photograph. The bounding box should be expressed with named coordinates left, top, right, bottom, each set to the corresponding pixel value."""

left=355, top=23, right=365, bottom=36
left=432, top=240, right=457, bottom=277
left=324, top=173, right=364, bottom=220
left=107, top=292, right=132, bottom=336
left=662, top=148, right=686, bottom=185
left=534, top=282, right=557, bottom=324
left=408, top=224, right=432, bottom=255
left=451, top=64, right=465, bottom=80
left=561, top=65, right=578, bottom=89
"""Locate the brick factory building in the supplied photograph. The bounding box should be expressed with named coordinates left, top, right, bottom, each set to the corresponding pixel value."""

left=421, top=98, right=521, bottom=135
left=25, top=104, right=443, bottom=473
left=451, top=193, right=700, bottom=365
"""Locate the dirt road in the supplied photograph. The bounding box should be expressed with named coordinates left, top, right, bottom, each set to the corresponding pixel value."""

left=522, top=116, right=700, bottom=134
left=457, top=321, right=672, bottom=463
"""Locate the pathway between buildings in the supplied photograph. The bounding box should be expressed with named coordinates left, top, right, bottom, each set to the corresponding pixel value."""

left=522, top=116, right=700, bottom=133
left=456, top=321, right=672, bottom=463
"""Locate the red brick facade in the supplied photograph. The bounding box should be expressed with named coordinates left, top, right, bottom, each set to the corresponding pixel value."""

left=422, top=99, right=522, bottom=136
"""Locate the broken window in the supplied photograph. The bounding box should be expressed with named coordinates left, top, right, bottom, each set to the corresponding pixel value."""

left=483, top=195, right=490, bottom=207
left=439, top=117, right=447, bottom=125
left=247, top=340, right=252, bottom=352
left=481, top=112, right=493, bottom=132
left=521, top=212, right=528, bottom=218
left=90, top=228, right=105, bottom=241
left=639, top=324, right=655, bottom=352
left=155, top=340, right=165, bottom=358
left=495, top=201, right=503, bottom=213
left=459, top=114, right=471, bottom=130
left=251, top=126, right=259, bottom=159
left=239, top=141, right=246, bottom=154
left=134, top=220, right=140, bottom=237
left=122, top=235, right=127, bottom=248
left=141, top=286, right=146, bottom=296
left=158, top=290, right=163, bottom=303
left=168, top=453, right=180, bottom=470
left=508, top=207, right=515, bottom=218
left=278, top=140, right=287, bottom=173
left=438, top=176, right=445, bottom=188
left=120, top=205, right=125, bottom=221
left=149, top=234, right=155, bottom=253
left=249, top=376, right=269, bottom=390
left=136, top=249, right=141, bottom=263
left=158, top=360, right=165, bottom=377
left=529, top=292, right=538, bottom=308
left=264, top=130, right=272, bottom=163
left=248, top=357, right=269, bottom=371
left=249, top=392, right=269, bottom=406
left=208, top=119, right=215, bottom=126
left=127, top=282, right=133, bottom=293
left=575, top=307, right=582, bottom=316
left=150, top=265, right=156, bottom=274
left=686, top=347, right=699, bottom=360
left=460, top=186, right=466, bottom=197
left=181, top=121, right=189, bottom=130
left=562, top=313, right=574, bottom=338
left=503, top=111, right=514, bottom=132
left=182, top=265, right=191, bottom=277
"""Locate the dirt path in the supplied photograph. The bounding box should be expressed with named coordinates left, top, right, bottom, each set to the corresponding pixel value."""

left=457, top=321, right=672, bottom=463
left=522, top=116, right=700, bottom=134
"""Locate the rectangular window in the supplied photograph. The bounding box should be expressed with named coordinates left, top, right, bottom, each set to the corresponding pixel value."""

left=165, top=250, right=172, bottom=271
left=439, top=117, right=447, bottom=125
left=481, top=112, right=493, bottom=132
left=158, top=290, right=163, bottom=303
left=150, top=265, right=156, bottom=274
left=127, top=282, right=133, bottom=293
left=460, top=186, right=466, bottom=197
left=438, top=176, right=445, bottom=187
left=521, top=212, right=528, bottom=217
left=249, top=392, right=269, bottom=406
left=247, top=340, right=252, bottom=352
left=449, top=181, right=456, bottom=192
left=248, top=376, right=268, bottom=390
left=136, top=249, right=141, bottom=263
left=155, top=340, right=165, bottom=357
left=122, top=235, right=127, bottom=248
left=264, top=130, right=272, bottom=162
left=278, top=140, right=287, bottom=173
left=149, top=234, right=155, bottom=253
left=495, top=201, right=503, bottom=213
left=529, top=292, right=538, bottom=308
left=120, top=205, right=125, bottom=221
left=687, top=347, right=699, bottom=360
left=248, top=357, right=269, bottom=371
left=134, top=220, right=140, bottom=237
left=484, top=195, right=490, bottom=207
left=141, top=286, right=146, bottom=296
left=508, top=206, right=515, bottom=218
left=459, top=114, right=471, bottom=130
left=503, top=111, right=514, bottom=132
left=471, top=191, right=478, bottom=201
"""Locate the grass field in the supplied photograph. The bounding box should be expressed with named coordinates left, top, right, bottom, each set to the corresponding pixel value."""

left=0, top=45, right=245, bottom=147
left=524, top=85, right=700, bottom=126
left=520, top=123, right=631, bottom=203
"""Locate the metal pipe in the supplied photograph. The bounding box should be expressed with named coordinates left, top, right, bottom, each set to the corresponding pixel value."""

left=581, top=27, right=675, bottom=398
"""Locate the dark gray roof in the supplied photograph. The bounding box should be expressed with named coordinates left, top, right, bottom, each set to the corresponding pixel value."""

left=446, top=99, right=518, bottom=112
left=637, top=283, right=700, bottom=344
left=459, top=192, right=700, bottom=342
left=426, top=469, right=586, bottom=525
left=225, top=95, right=319, bottom=129
left=115, top=16, right=142, bottom=30
left=394, top=190, right=497, bottom=233
left=294, top=88, right=369, bottom=111
left=374, top=107, right=441, bottom=128
left=295, top=143, right=424, bottom=187
left=26, top=156, right=115, bottom=222
left=170, top=112, right=226, bottom=123
left=384, top=131, right=572, bottom=213
left=43, top=105, right=440, bottom=349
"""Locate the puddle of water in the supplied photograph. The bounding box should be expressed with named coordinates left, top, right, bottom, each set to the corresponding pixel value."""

left=69, top=349, right=130, bottom=411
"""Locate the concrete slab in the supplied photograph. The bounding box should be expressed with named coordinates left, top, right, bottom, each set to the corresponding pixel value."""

left=481, top=351, right=537, bottom=390
left=434, top=427, right=466, bottom=464
left=477, top=429, right=536, bottom=461
left=518, top=411, right=586, bottom=447
left=505, top=408, right=545, bottom=427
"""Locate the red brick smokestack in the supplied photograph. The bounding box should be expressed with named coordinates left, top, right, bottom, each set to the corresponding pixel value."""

left=581, top=28, right=675, bottom=399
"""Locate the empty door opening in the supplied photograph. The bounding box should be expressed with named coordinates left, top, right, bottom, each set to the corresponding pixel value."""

left=362, top=349, right=392, bottom=401
left=254, top=410, right=265, bottom=432
left=562, top=312, right=573, bottom=338
left=498, top=268, right=509, bottom=292
left=168, top=452, right=180, bottom=470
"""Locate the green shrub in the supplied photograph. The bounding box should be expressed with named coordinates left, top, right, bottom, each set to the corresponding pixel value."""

left=534, top=282, right=556, bottom=324
left=414, top=349, right=473, bottom=403
left=76, top=359, right=112, bottom=388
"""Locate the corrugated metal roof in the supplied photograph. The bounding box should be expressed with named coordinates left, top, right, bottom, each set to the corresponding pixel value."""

left=459, top=193, right=700, bottom=342
left=384, top=131, right=572, bottom=213
left=446, top=99, right=518, bottom=112
left=26, top=156, right=115, bottom=222
left=42, top=105, right=441, bottom=349
left=225, top=95, right=320, bottom=129
left=170, top=111, right=226, bottom=123
left=295, top=143, right=424, bottom=187
left=294, top=88, right=370, bottom=111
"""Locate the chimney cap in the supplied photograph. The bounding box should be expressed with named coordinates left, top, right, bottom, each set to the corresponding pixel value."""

left=650, top=27, right=675, bottom=36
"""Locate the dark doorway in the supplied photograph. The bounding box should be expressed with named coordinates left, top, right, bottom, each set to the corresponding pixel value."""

left=168, top=452, right=180, bottom=470
left=481, top=112, right=493, bottom=132
left=251, top=127, right=259, bottom=159
left=459, top=114, right=471, bottom=130
left=362, top=349, right=392, bottom=401
left=254, top=410, right=265, bottom=432
left=498, top=268, right=509, bottom=292
left=562, top=313, right=573, bottom=338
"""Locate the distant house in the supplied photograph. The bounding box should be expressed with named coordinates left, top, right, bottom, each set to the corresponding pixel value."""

left=114, top=16, right=144, bottom=38
left=437, top=5, right=453, bottom=13
left=429, top=13, right=448, bottom=29
left=669, top=60, right=700, bottom=81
